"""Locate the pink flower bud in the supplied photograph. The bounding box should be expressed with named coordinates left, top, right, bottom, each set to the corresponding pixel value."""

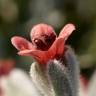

left=30, top=24, right=57, bottom=50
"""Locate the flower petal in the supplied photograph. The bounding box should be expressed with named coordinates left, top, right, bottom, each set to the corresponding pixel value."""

left=48, top=38, right=64, bottom=59
left=11, top=36, right=34, bottom=51
left=59, top=23, right=75, bottom=41
left=18, top=49, right=49, bottom=64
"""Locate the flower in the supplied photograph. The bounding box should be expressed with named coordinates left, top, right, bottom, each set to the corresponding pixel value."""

left=0, top=59, right=15, bottom=76
left=11, top=23, right=75, bottom=64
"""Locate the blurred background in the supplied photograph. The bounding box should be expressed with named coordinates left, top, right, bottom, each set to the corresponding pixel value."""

left=0, top=0, right=96, bottom=95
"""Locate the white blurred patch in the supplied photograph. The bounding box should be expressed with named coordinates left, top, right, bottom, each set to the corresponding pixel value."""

left=87, top=71, right=96, bottom=96
left=1, top=68, right=41, bottom=96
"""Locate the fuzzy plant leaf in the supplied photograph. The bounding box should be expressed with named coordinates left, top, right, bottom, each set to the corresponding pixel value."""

left=47, top=46, right=79, bottom=96
left=63, top=46, right=79, bottom=95
left=30, top=62, right=55, bottom=96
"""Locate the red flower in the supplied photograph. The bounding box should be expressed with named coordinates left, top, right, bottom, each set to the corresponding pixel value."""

left=11, top=23, right=75, bottom=64
left=0, top=59, right=15, bottom=76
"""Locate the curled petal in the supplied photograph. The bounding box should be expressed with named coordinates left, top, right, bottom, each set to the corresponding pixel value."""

left=48, top=38, right=64, bottom=59
left=59, top=24, right=75, bottom=40
left=11, top=36, right=34, bottom=51
left=55, top=38, right=65, bottom=57
left=18, top=49, right=49, bottom=64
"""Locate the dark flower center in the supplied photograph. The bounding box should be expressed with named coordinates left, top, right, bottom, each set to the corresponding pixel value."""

left=33, top=33, right=56, bottom=51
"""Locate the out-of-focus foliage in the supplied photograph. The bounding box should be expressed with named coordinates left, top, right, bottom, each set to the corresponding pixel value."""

left=0, top=0, right=96, bottom=76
